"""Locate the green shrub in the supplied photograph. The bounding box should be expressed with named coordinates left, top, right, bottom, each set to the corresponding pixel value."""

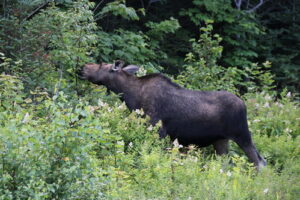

left=0, top=0, right=97, bottom=94
left=1, top=73, right=299, bottom=199
left=245, top=91, right=300, bottom=167
left=0, top=73, right=24, bottom=111
left=0, top=87, right=106, bottom=199
left=0, top=74, right=162, bottom=199
left=177, top=21, right=274, bottom=95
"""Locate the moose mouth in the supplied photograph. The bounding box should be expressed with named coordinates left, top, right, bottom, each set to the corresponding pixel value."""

left=77, top=69, right=104, bottom=85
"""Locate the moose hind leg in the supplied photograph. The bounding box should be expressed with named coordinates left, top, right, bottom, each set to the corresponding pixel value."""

left=213, top=139, right=229, bottom=155
left=234, top=135, right=266, bottom=170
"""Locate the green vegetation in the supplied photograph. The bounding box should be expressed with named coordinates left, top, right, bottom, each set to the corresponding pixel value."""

left=0, top=0, right=299, bottom=199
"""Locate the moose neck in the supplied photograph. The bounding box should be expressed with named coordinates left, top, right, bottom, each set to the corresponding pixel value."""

left=106, top=74, right=142, bottom=111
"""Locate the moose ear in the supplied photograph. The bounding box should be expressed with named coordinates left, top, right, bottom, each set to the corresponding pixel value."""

left=122, top=65, right=140, bottom=75
left=111, top=60, right=125, bottom=71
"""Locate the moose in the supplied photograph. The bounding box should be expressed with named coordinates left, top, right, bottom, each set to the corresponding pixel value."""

left=78, top=60, right=266, bottom=169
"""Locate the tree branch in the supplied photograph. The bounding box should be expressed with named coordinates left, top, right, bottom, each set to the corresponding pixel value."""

left=246, top=0, right=265, bottom=13
left=235, top=0, right=242, bottom=10
left=93, top=0, right=105, bottom=12
left=246, top=0, right=250, bottom=10
left=23, top=1, right=50, bottom=22
left=3, top=0, right=7, bottom=18
left=146, top=0, right=161, bottom=10
left=140, top=0, right=145, bottom=9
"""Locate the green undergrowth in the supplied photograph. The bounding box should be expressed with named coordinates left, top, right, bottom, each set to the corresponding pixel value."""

left=0, top=74, right=299, bottom=200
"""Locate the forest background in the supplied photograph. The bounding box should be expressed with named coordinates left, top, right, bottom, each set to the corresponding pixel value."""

left=0, top=0, right=299, bottom=199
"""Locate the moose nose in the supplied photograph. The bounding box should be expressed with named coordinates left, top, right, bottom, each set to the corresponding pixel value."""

left=77, top=69, right=85, bottom=79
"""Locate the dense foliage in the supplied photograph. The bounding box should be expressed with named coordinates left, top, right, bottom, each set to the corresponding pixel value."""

left=0, top=0, right=299, bottom=199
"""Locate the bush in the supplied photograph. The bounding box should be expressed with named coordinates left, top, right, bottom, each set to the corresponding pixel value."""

left=245, top=91, right=300, bottom=167
left=177, top=21, right=274, bottom=95
left=0, top=0, right=97, bottom=93
left=1, top=71, right=299, bottom=199
left=0, top=73, right=162, bottom=199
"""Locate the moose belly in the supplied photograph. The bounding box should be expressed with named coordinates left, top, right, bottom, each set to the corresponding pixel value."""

left=165, top=120, right=225, bottom=147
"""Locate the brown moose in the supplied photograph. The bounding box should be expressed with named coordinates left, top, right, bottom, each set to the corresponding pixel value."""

left=79, top=60, right=266, bottom=170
